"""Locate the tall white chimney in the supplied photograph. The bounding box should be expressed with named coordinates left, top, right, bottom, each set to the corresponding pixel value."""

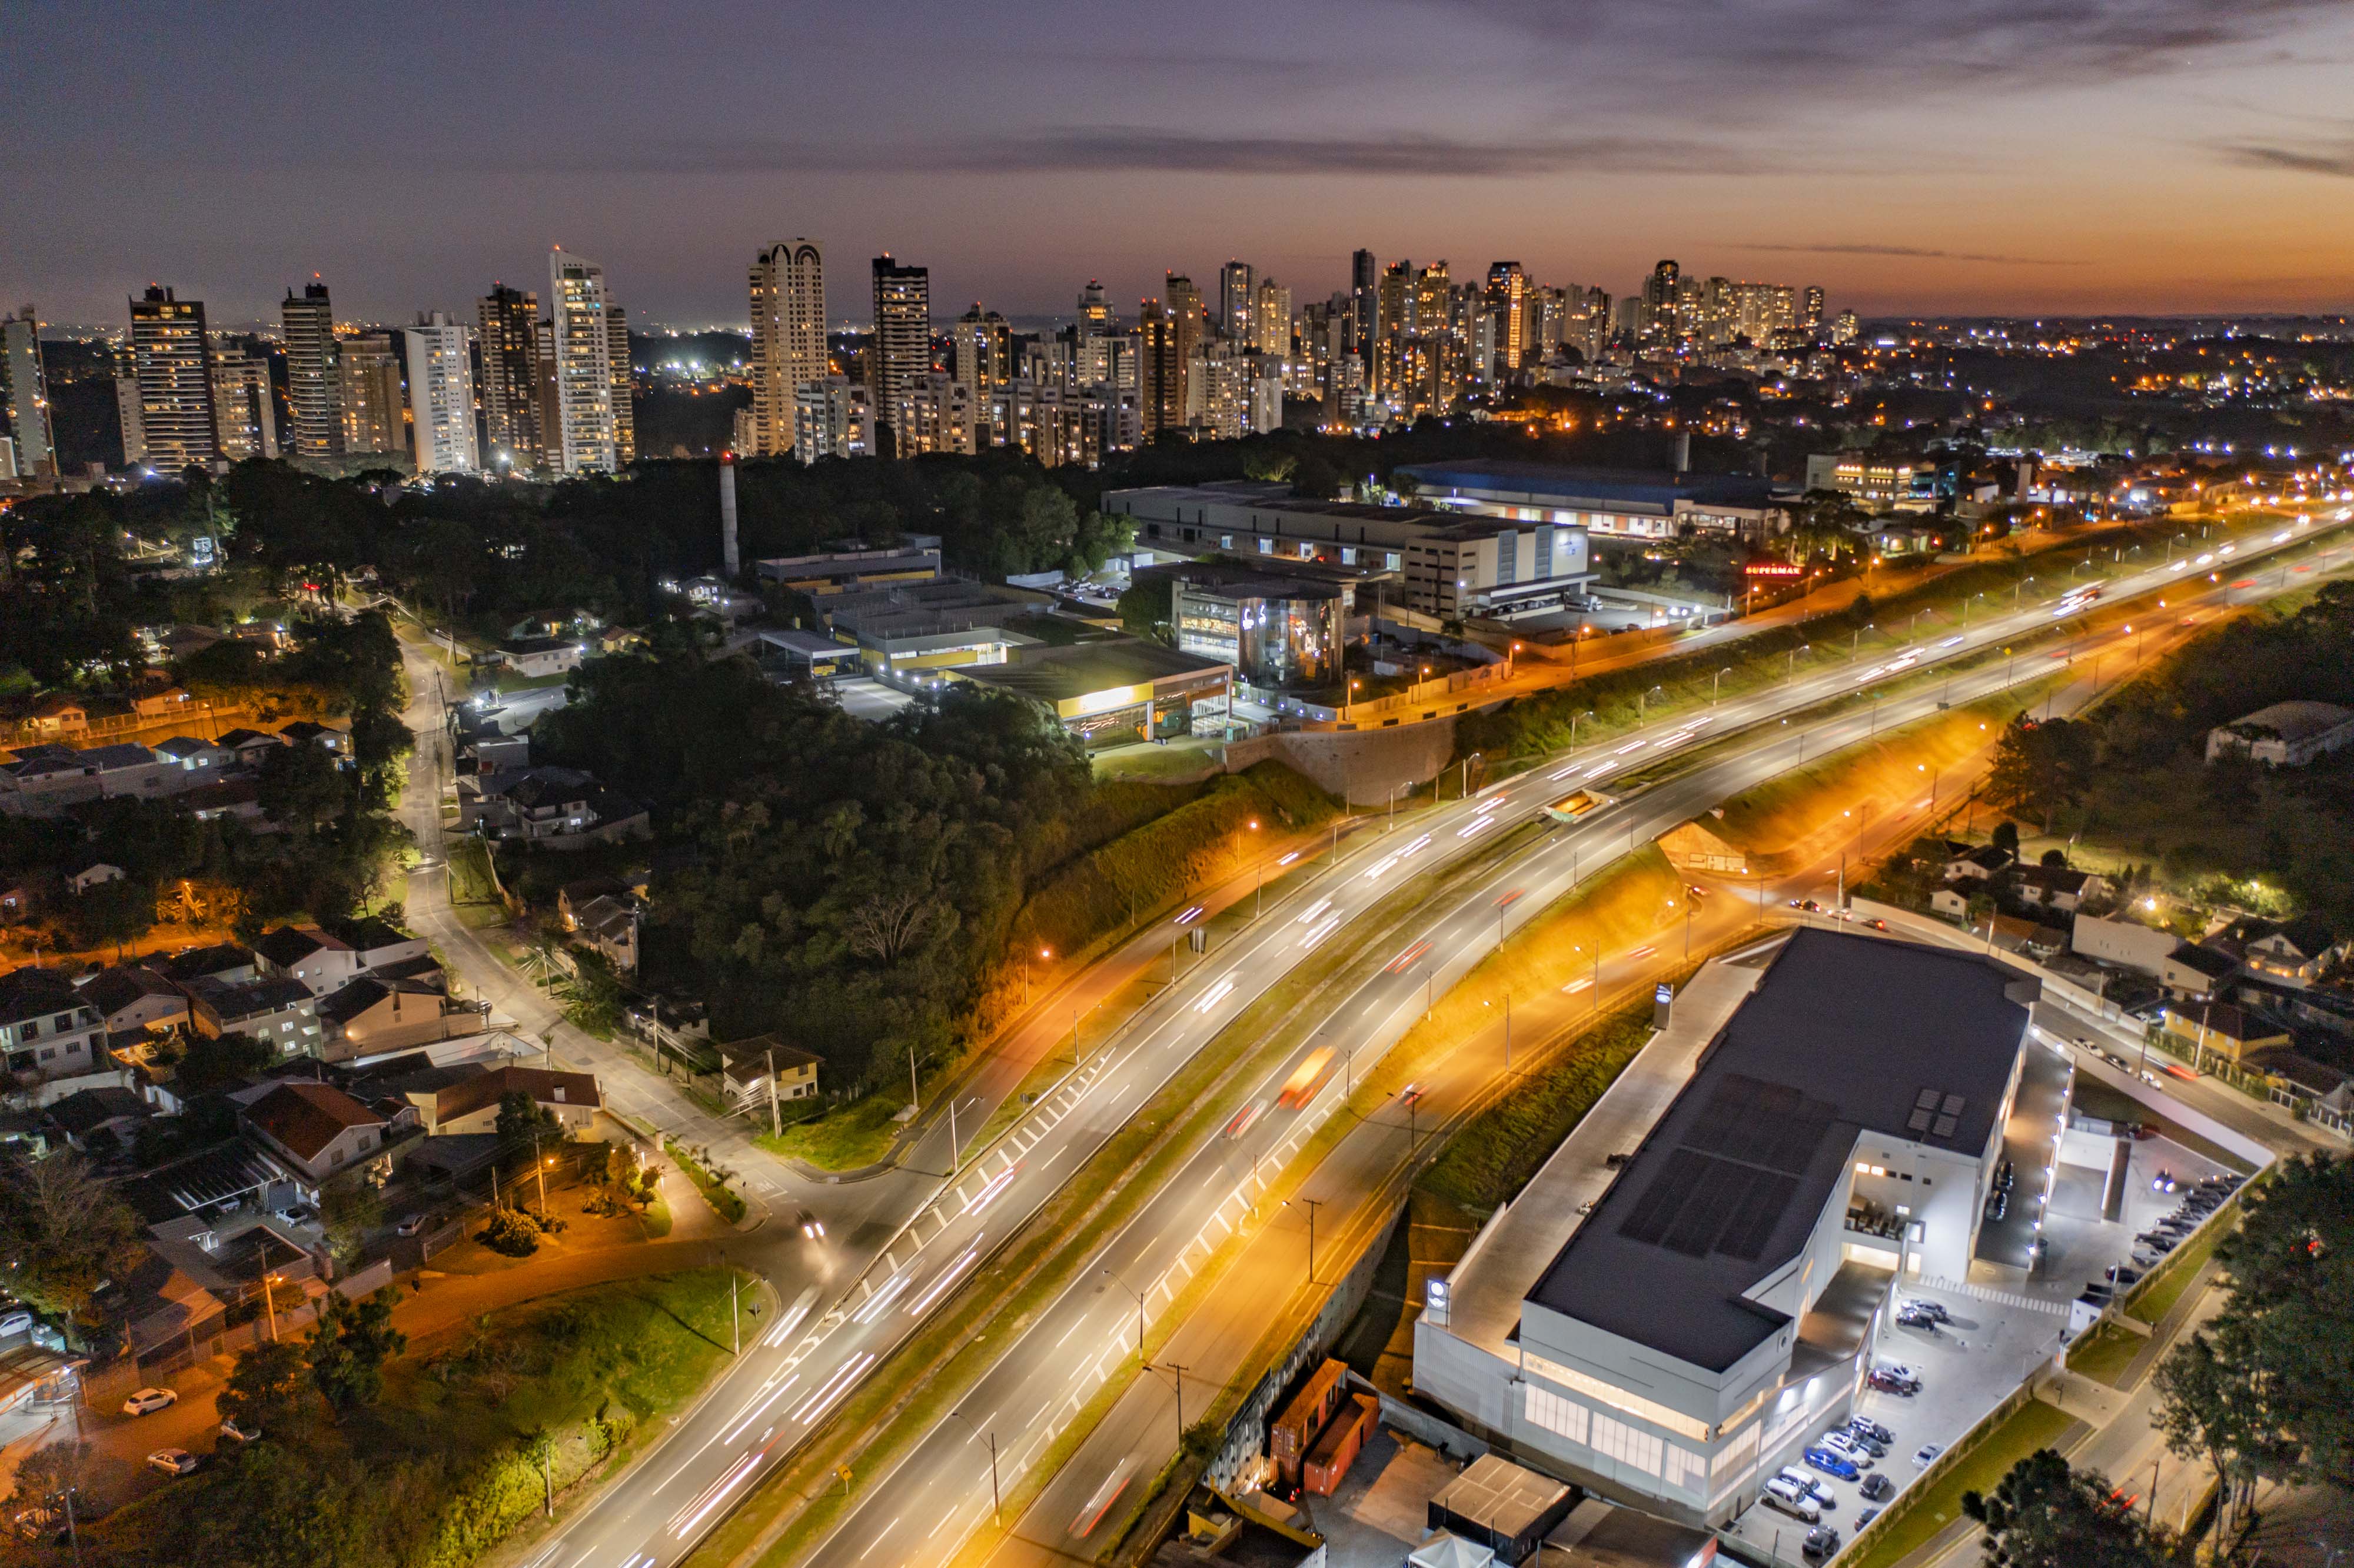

left=720, top=451, right=740, bottom=577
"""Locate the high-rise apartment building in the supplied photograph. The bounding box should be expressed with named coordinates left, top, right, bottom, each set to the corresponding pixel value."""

left=338, top=331, right=405, bottom=457
left=1485, top=262, right=1529, bottom=376
left=950, top=304, right=1012, bottom=399
left=606, top=303, right=634, bottom=464
left=793, top=375, right=872, bottom=462
left=1, top=307, right=56, bottom=477
left=1641, top=259, right=1680, bottom=341
left=547, top=249, right=617, bottom=474
left=128, top=287, right=218, bottom=470
left=1374, top=261, right=1414, bottom=395
left=890, top=372, right=976, bottom=457
left=1349, top=249, right=1377, bottom=358
left=1831, top=309, right=1860, bottom=345
left=404, top=311, right=480, bottom=474
left=477, top=283, right=544, bottom=467
left=867, top=255, right=932, bottom=457
left=1076, top=279, right=1113, bottom=334
left=1218, top=260, right=1254, bottom=344
left=1138, top=299, right=1182, bottom=438
left=748, top=239, right=827, bottom=457
left=280, top=280, right=343, bottom=461
left=1253, top=278, right=1291, bottom=358
left=210, top=348, right=278, bottom=461
left=1164, top=275, right=1205, bottom=420
left=1802, top=286, right=1826, bottom=330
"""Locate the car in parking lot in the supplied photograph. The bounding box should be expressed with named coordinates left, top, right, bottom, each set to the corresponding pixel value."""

left=1851, top=1417, right=1896, bottom=1447
left=1803, top=1526, right=1841, bottom=1561
left=1763, top=1477, right=1821, bottom=1523
left=145, top=1448, right=198, bottom=1477
left=1860, top=1471, right=1894, bottom=1501
left=1841, top=1426, right=1888, bottom=1457
left=1914, top=1443, right=1943, bottom=1468
left=1857, top=1506, right=1882, bottom=1528
left=122, top=1387, right=177, bottom=1416
left=1804, top=1446, right=1861, bottom=1482
left=1821, top=1431, right=1876, bottom=1467
left=2107, top=1263, right=2142, bottom=1286
left=0, top=1310, right=32, bottom=1337
left=1985, top=1189, right=2009, bottom=1223
left=1777, top=1467, right=1834, bottom=1504
left=1896, top=1303, right=1942, bottom=1331
left=1868, top=1365, right=1920, bottom=1395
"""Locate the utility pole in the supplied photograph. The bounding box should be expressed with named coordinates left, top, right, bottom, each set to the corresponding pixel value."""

left=909, top=1041, right=920, bottom=1113
left=1157, top=1361, right=1192, bottom=1446
left=1103, top=1267, right=1147, bottom=1355
left=766, top=1047, right=780, bottom=1138
left=258, top=1243, right=278, bottom=1343
left=1285, top=1197, right=1324, bottom=1281
left=732, top=1267, right=741, bottom=1354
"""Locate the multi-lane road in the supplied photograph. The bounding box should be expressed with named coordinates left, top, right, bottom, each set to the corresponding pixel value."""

left=496, top=509, right=2352, bottom=1568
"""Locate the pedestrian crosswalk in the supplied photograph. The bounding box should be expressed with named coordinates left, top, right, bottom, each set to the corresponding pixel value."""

left=1919, top=1277, right=2071, bottom=1317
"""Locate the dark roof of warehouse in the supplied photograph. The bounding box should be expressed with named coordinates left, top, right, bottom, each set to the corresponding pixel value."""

left=956, top=638, right=1229, bottom=704
left=1525, top=928, right=2037, bottom=1373
left=1395, top=459, right=1780, bottom=511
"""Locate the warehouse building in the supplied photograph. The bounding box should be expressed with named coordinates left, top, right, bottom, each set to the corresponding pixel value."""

left=1413, top=930, right=2037, bottom=1529
left=1395, top=459, right=1788, bottom=544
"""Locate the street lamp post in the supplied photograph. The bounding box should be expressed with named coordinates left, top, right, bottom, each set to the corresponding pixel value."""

left=1570, top=709, right=1596, bottom=748
left=1284, top=1197, right=1324, bottom=1281
left=1102, top=1267, right=1148, bottom=1355
left=1712, top=667, right=1733, bottom=705
left=1786, top=643, right=1809, bottom=685
left=947, top=1413, right=1001, bottom=1524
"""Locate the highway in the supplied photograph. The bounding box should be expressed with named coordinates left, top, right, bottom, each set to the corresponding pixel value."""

left=500, top=507, right=2352, bottom=1568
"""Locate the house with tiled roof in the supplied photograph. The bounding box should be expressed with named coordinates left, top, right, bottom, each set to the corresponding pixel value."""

left=239, top=1080, right=389, bottom=1187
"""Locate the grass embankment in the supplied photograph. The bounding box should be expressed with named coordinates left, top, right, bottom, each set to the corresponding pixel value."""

left=93, top=1271, right=747, bottom=1568
left=1843, top=1399, right=2079, bottom=1568
left=2126, top=1221, right=2221, bottom=1328
left=1711, top=677, right=2064, bottom=865
left=444, top=835, right=501, bottom=907
left=663, top=1137, right=748, bottom=1224
left=2066, top=1322, right=2147, bottom=1387
left=691, top=823, right=1540, bottom=1568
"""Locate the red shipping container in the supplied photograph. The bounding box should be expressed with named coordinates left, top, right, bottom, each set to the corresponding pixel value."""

left=1269, top=1359, right=1348, bottom=1485
left=1304, top=1393, right=1378, bottom=1496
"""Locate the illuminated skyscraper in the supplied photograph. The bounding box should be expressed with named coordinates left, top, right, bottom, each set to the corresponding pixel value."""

left=1218, top=260, right=1254, bottom=343
left=1802, top=285, right=1826, bottom=330
left=749, top=239, right=827, bottom=457
left=1485, top=261, right=1528, bottom=376
left=868, top=255, right=932, bottom=455
left=547, top=249, right=617, bottom=474
left=405, top=311, right=480, bottom=474
left=1641, top=259, right=1680, bottom=340
left=1076, top=279, right=1113, bottom=334
left=280, top=279, right=343, bottom=460
left=950, top=304, right=1012, bottom=398
left=1164, top=274, right=1204, bottom=416
left=1253, top=278, right=1292, bottom=358
left=210, top=347, right=277, bottom=461
left=606, top=303, right=634, bottom=464
left=477, top=282, right=544, bottom=466
left=128, top=285, right=218, bottom=470
left=1349, top=249, right=1377, bottom=358
left=0, top=307, right=56, bottom=477
left=1138, top=298, right=1182, bottom=438
left=338, top=331, right=405, bottom=457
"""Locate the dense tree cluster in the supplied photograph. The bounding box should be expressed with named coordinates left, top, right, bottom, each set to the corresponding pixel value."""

left=1961, top=1448, right=2173, bottom=1567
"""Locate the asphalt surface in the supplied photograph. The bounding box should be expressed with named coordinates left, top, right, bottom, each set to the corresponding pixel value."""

left=476, top=507, right=2352, bottom=1568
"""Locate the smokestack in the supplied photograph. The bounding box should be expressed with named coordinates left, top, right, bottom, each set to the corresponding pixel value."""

left=720, top=451, right=740, bottom=578
left=1672, top=431, right=1691, bottom=474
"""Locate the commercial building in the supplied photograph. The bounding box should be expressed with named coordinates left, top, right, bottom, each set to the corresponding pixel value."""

left=1103, top=481, right=1594, bottom=618
left=1397, top=460, right=1788, bottom=544
left=404, top=311, right=479, bottom=474
left=1165, top=565, right=1346, bottom=688
left=755, top=537, right=941, bottom=597
left=1803, top=453, right=1939, bottom=514
left=337, top=332, right=406, bottom=457
left=477, top=282, right=544, bottom=467
left=1, top=307, right=56, bottom=477
left=749, top=238, right=827, bottom=458
left=807, top=578, right=1042, bottom=673
left=547, top=249, right=618, bottom=474
left=868, top=255, right=932, bottom=455
left=1414, top=930, right=2037, bottom=1529
left=2205, top=701, right=2354, bottom=768
left=280, top=281, right=342, bottom=460
left=127, top=286, right=218, bottom=470
left=952, top=638, right=1232, bottom=749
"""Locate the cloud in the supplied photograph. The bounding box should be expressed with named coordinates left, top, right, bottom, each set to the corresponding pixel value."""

left=1733, top=243, right=2087, bottom=267
left=607, top=128, right=1776, bottom=178
left=2212, top=138, right=2354, bottom=177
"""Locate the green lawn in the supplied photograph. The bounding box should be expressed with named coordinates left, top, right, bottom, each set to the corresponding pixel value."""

left=2066, top=1321, right=2146, bottom=1387
left=2127, top=1223, right=2220, bottom=1327
left=444, top=835, right=502, bottom=907
left=1418, top=1002, right=1656, bottom=1214
left=756, top=1087, right=912, bottom=1171
left=1844, top=1399, right=2079, bottom=1568
left=662, top=1137, right=749, bottom=1223
left=1092, top=737, right=1224, bottom=781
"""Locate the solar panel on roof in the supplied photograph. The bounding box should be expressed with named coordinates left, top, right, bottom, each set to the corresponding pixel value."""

left=1915, top=1088, right=1943, bottom=1110
left=1932, top=1115, right=1959, bottom=1138
left=1906, top=1108, right=1934, bottom=1133
left=1721, top=1173, right=1800, bottom=1261
left=1941, top=1093, right=1966, bottom=1117
left=1662, top=1159, right=1751, bottom=1256
left=1620, top=1147, right=1709, bottom=1246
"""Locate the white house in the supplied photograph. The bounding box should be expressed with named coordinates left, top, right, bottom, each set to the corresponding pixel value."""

left=2206, top=701, right=2354, bottom=768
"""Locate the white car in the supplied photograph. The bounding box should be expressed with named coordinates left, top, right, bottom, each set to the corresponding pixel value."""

left=0, top=1310, right=32, bottom=1336
left=145, top=1448, right=198, bottom=1477
left=1821, top=1431, right=1876, bottom=1468
left=122, top=1387, right=178, bottom=1416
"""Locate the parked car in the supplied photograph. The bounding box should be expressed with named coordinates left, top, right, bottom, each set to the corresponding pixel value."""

left=1843, top=1427, right=1888, bottom=1457
left=1985, top=1189, right=2009, bottom=1223
left=1763, top=1477, right=1821, bottom=1523
left=1851, top=1417, right=1896, bottom=1447
left=1821, top=1431, right=1876, bottom=1467
left=274, top=1204, right=315, bottom=1226
left=1857, top=1506, right=1883, bottom=1529
left=1777, top=1466, right=1834, bottom=1503
left=1913, top=1443, right=1943, bottom=1468
left=1897, top=1305, right=1941, bottom=1331
left=394, top=1213, right=431, bottom=1239
left=0, top=1311, right=32, bottom=1337
left=2107, top=1264, right=2143, bottom=1286
left=1860, top=1472, right=1894, bottom=1502
left=220, top=1416, right=261, bottom=1444
left=1804, top=1447, right=1861, bottom=1482
left=1901, top=1299, right=1951, bottom=1324
left=145, top=1448, right=198, bottom=1476
left=1868, top=1367, right=1920, bottom=1396
left=1994, top=1160, right=2015, bottom=1192
left=122, top=1387, right=177, bottom=1416
left=1803, top=1526, right=1842, bottom=1561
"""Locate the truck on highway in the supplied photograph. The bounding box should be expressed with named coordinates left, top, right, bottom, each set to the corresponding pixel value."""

left=1543, top=790, right=1610, bottom=825
left=1277, top=1047, right=1337, bottom=1109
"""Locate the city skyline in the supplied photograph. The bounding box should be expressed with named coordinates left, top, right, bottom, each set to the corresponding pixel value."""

left=9, top=0, right=2354, bottom=327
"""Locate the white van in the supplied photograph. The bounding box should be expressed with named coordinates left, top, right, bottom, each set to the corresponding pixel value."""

left=1764, top=1477, right=1822, bottom=1523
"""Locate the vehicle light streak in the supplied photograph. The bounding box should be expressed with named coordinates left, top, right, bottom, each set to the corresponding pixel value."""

left=903, top=1246, right=980, bottom=1317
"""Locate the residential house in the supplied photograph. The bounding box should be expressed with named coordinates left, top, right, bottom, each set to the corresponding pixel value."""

left=0, top=967, right=106, bottom=1087
left=213, top=728, right=288, bottom=768
left=77, top=743, right=174, bottom=800
left=184, top=976, right=321, bottom=1055
left=21, top=694, right=88, bottom=737
left=1981, top=913, right=2069, bottom=960
left=714, top=1034, right=821, bottom=1117
left=565, top=890, right=640, bottom=973
left=154, top=735, right=234, bottom=774
left=158, top=943, right=258, bottom=987
left=2162, top=942, right=2239, bottom=1003
left=2206, top=701, right=2354, bottom=768
left=276, top=720, right=348, bottom=756
left=2011, top=864, right=2110, bottom=914
left=2227, top=914, right=2344, bottom=987
left=1929, top=887, right=1970, bottom=920
left=44, top=1084, right=152, bottom=1153
left=314, top=976, right=481, bottom=1061
left=1942, top=843, right=2015, bottom=883
left=67, top=859, right=125, bottom=894
left=494, top=637, right=584, bottom=680
left=2163, top=1001, right=2292, bottom=1066
left=240, top=1080, right=390, bottom=1189
left=0, top=744, right=104, bottom=815
left=180, top=777, right=267, bottom=825
left=2070, top=913, right=2181, bottom=976
left=460, top=767, right=650, bottom=850
left=327, top=916, right=430, bottom=974
left=398, top=1063, right=603, bottom=1137
left=78, top=964, right=189, bottom=1036
left=253, top=925, right=361, bottom=996
left=132, top=686, right=195, bottom=721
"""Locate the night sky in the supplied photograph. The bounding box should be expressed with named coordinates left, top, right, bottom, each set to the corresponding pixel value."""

left=9, top=0, right=2354, bottom=329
